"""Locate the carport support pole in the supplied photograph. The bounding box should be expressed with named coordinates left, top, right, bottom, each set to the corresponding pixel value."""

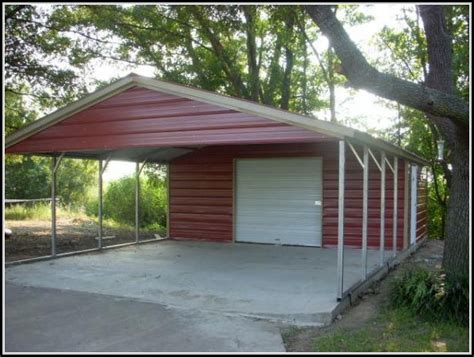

left=51, top=153, right=64, bottom=257
left=337, top=140, right=345, bottom=300
left=362, top=146, right=369, bottom=279
left=51, top=157, right=57, bottom=257
left=135, top=162, right=140, bottom=244
left=166, top=163, right=170, bottom=238
left=379, top=152, right=386, bottom=266
left=392, top=157, right=398, bottom=257
left=98, top=160, right=103, bottom=250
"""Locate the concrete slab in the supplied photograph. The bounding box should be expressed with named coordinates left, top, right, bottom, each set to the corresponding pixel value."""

left=5, top=240, right=381, bottom=325
left=5, top=283, right=284, bottom=352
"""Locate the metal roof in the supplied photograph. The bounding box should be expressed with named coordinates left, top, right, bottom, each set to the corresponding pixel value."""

left=5, top=73, right=429, bottom=165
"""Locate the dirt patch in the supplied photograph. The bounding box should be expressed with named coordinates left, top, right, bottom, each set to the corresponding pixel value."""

left=282, top=239, right=444, bottom=352
left=4, top=218, right=162, bottom=262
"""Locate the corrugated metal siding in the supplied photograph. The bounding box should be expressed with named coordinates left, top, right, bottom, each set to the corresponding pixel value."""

left=235, top=157, right=322, bottom=246
left=416, top=170, right=428, bottom=241
left=169, top=142, right=406, bottom=248
left=6, top=87, right=331, bottom=154
left=323, top=149, right=406, bottom=250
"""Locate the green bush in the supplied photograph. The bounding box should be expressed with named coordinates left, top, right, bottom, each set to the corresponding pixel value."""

left=391, top=266, right=468, bottom=326
left=86, top=175, right=167, bottom=229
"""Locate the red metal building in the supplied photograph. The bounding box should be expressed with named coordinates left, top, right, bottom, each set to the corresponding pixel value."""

left=5, top=73, right=428, bottom=299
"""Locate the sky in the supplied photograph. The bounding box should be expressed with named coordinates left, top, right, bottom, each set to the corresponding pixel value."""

left=65, top=4, right=411, bottom=181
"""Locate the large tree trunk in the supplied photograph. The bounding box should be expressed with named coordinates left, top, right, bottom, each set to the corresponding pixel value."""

left=419, top=5, right=469, bottom=279
left=304, top=5, right=469, bottom=126
left=327, top=45, right=337, bottom=122
left=243, top=6, right=260, bottom=102
left=281, top=14, right=295, bottom=110
left=442, top=139, right=469, bottom=278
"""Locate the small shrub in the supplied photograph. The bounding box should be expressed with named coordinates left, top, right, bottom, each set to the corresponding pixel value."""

left=391, top=266, right=468, bottom=326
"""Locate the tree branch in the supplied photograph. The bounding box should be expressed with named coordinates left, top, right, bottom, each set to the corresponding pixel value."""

left=190, top=6, right=249, bottom=98
left=6, top=88, right=62, bottom=100
left=304, top=5, right=469, bottom=127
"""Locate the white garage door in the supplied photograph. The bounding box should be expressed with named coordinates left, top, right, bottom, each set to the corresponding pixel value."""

left=235, top=157, right=322, bottom=247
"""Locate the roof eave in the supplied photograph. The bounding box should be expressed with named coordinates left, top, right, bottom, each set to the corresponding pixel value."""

left=351, top=131, right=430, bottom=166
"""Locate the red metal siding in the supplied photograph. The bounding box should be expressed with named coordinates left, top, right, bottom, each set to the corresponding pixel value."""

left=6, top=87, right=331, bottom=154
left=416, top=170, right=428, bottom=241
left=322, top=147, right=405, bottom=250
left=169, top=142, right=406, bottom=249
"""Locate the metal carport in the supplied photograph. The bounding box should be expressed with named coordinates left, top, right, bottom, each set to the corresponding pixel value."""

left=5, top=73, right=429, bottom=302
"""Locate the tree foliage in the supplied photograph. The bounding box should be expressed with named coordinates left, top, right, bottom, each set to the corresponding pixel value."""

left=38, top=4, right=373, bottom=116
left=86, top=175, right=167, bottom=228
left=5, top=5, right=98, bottom=204
left=373, top=5, right=468, bottom=240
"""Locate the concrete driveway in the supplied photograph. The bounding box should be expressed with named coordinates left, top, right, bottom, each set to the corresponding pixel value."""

left=5, top=283, right=284, bottom=352
left=5, top=240, right=380, bottom=352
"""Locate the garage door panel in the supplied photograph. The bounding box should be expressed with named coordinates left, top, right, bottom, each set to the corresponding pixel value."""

left=236, top=157, right=322, bottom=247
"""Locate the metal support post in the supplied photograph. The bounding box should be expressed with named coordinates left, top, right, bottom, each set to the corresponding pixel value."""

left=135, top=160, right=147, bottom=243
left=337, top=140, right=345, bottom=300
left=51, top=153, right=64, bottom=257
left=51, top=157, right=57, bottom=257
left=347, top=141, right=369, bottom=280
left=166, top=163, right=170, bottom=238
left=380, top=151, right=386, bottom=266
left=98, top=156, right=111, bottom=249
left=362, top=146, right=369, bottom=279
left=98, top=160, right=103, bottom=250
left=135, top=162, right=140, bottom=244
left=392, top=157, right=398, bottom=257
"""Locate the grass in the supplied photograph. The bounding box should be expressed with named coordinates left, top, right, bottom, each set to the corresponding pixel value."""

left=311, top=306, right=469, bottom=352
left=5, top=203, right=53, bottom=220
left=4, top=203, right=91, bottom=221
left=5, top=203, right=167, bottom=237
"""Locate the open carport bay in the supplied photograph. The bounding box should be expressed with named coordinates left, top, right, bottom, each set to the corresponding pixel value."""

left=6, top=240, right=380, bottom=325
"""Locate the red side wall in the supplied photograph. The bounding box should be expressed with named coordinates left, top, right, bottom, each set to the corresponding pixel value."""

left=169, top=142, right=406, bottom=249
left=416, top=170, right=428, bottom=241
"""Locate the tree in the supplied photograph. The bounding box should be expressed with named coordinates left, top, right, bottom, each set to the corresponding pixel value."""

left=5, top=5, right=98, bottom=206
left=43, top=5, right=339, bottom=114
left=304, top=5, right=469, bottom=279
left=372, top=6, right=468, bottom=241
left=5, top=5, right=88, bottom=107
